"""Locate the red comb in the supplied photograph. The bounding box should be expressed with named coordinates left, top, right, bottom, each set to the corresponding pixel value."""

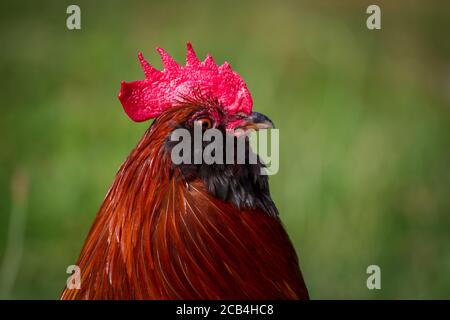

left=118, top=43, right=253, bottom=122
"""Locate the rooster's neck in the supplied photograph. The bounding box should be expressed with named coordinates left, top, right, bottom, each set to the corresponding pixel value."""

left=62, top=120, right=308, bottom=300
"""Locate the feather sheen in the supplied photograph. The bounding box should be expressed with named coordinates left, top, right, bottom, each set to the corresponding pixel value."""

left=61, top=107, right=308, bottom=300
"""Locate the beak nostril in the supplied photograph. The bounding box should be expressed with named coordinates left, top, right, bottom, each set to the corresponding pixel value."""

left=249, top=112, right=275, bottom=129
left=231, top=111, right=274, bottom=132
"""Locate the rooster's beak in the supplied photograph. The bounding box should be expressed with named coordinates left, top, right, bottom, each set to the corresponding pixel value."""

left=235, top=112, right=275, bottom=132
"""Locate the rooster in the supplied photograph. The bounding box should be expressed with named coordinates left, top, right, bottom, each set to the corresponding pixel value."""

left=61, top=43, right=309, bottom=300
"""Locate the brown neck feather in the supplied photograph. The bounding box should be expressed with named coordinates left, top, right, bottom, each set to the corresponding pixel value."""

left=61, top=106, right=308, bottom=300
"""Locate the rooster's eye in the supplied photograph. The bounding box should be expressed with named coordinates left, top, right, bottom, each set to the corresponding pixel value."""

left=195, top=118, right=214, bottom=130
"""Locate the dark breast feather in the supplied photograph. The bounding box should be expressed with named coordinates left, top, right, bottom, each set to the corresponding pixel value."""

left=177, top=179, right=309, bottom=299
left=61, top=110, right=309, bottom=299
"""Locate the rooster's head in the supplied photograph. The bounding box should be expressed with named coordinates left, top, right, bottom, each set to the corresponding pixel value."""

left=117, top=43, right=276, bottom=215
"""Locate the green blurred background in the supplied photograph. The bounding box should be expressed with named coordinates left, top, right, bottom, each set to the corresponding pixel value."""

left=0, top=0, right=449, bottom=299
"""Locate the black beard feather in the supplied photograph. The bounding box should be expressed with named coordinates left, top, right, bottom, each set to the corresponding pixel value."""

left=164, top=125, right=278, bottom=216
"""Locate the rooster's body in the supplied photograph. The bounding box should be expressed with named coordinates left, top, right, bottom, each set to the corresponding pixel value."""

left=61, top=44, right=308, bottom=300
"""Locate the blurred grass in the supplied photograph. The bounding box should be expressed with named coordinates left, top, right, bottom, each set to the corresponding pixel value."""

left=0, top=0, right=449, bottom=299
